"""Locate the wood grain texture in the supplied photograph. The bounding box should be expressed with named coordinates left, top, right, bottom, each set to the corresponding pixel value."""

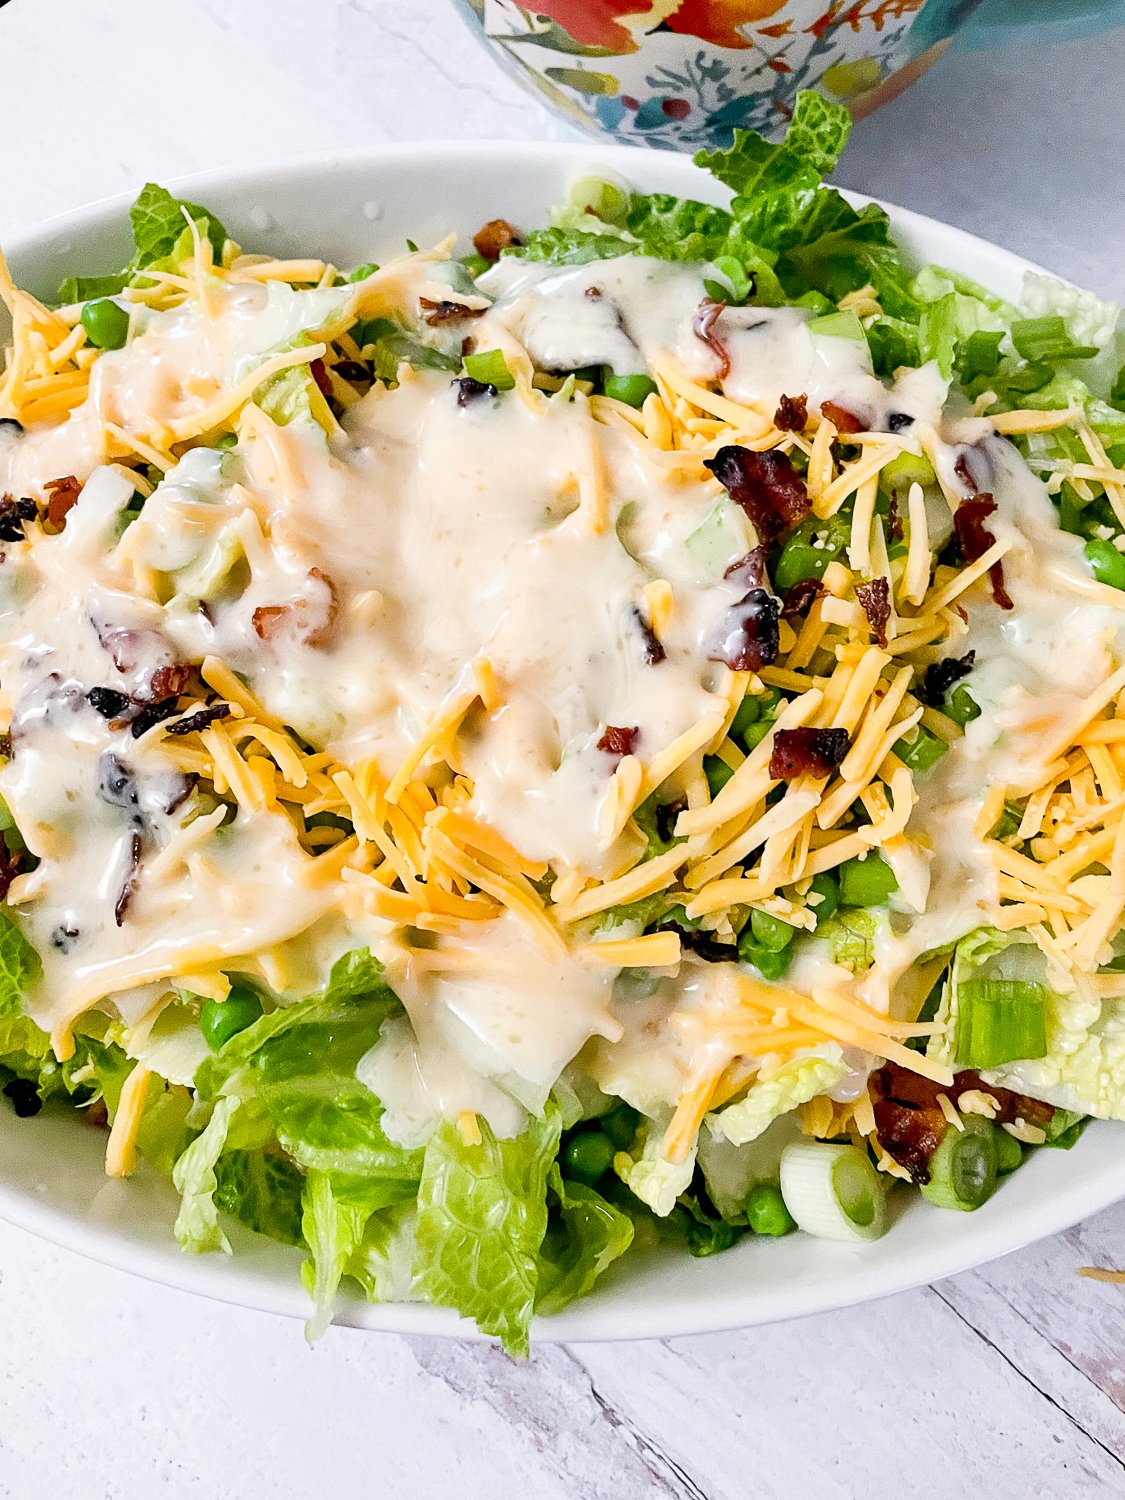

left=1, top=1203, right=1125, bottom=1495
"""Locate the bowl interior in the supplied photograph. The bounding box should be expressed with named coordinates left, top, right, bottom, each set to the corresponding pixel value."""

left=3, top=142, right=1122, bottom=1342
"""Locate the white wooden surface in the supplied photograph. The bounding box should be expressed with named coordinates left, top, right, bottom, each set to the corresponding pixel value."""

left=1, top=2, right=1124, bottom=1493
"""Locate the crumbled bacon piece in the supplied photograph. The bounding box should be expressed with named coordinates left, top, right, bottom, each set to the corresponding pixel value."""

left=148, top=663, right=193, bottom=702
left=769, top=726, right=849, bottom=781
left=419, top=297, right=486, bottom=327
left=855, top=577, right=891, bottom=647
left=87, top=686, right=131, bottom=720
left=773, top=394, right=808, bottom=432
left=43, top=475, right=82, bottom=529
left=780, top=577, right=824, bottom=620
left=472, top=219, right=521, bottom=261
left=310, top=358, right=333, bottom=399
left=166, top=703, right=232, bottom=737
left=455, top=376, right=497, bottom=407
left=597, top=725, right=639, bottom=759
left=332, top=360, right=371, bottom=384
left=887, top=493, right=903, bottom=542
left=253, top=569, right=338, bottom=648
left=130, top=698, right=180, bottom=740
left=710, top=588, right=779, bottom=672
left=953, top=495, right=1012, bottom=609
left=921, top=651, right=975, bottom=707
left=665, top=926, right=738, bottom=964
left=954, top=446, right=994, bottom=496
left=704, top=445, right=810, bottom=545
left=631, top=607, right=666, bottom=666
left=871, top=1063, right=1055, bottom=1183
left=692, top=299, right=730, bottom=379
left=0, top=495, right=38, bottom=543
left=820, top=400, right=863, bottom=435
left=0, top=840, right=21, bottom=901
left=114, top=831, right=142, bottom=927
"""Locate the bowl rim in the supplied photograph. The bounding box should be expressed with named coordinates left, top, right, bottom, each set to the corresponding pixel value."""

left=1, top=139, right=1119, bottom=1345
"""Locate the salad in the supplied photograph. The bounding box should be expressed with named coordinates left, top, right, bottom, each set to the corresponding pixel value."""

left=0, top=95, right=1123, bottom=1354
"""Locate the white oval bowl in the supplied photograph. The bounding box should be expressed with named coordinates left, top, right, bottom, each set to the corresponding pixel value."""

left=2, top=142, right=1122, bottom=1344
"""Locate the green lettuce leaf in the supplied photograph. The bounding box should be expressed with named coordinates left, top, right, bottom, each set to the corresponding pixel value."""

left=172, top=1096, right=241, bottom=1254
left=213, top=1148, right=305, bottom=1247
left=705, top=1051, right=846, bottom=1147
left=0, top=911, right=39, bottom=1020
left=412, top=1108, right=562, bottom=1357
left=130, top=183, right=228, bottom=268
left=695, top=91, right=851, bottom=199
left=300, top=1167, right=372, bottom=1340
left=535, top=1165, right=633, bottom=1316
left=346, top=1202, right=418, bottom=1304
left=58, top=182, right=229, bottom=304
left=613, top=1114, right=694, bottom=1217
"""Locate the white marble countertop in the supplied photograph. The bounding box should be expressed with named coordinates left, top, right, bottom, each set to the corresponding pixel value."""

left=1, top=1, right=1125, bottom=1493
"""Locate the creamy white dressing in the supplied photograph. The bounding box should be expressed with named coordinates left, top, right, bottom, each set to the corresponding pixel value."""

left=3, top=248, right=1122, bottom=1140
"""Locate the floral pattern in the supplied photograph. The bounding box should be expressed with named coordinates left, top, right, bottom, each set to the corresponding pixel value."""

left=453, top=0, right=985, bottom=148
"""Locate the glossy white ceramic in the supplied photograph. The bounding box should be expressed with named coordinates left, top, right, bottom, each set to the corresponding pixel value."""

left=2, top=142, right=1121, bottom=1342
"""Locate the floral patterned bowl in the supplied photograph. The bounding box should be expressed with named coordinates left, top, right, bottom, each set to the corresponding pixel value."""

left=452, top=0, right=1125, bottom=149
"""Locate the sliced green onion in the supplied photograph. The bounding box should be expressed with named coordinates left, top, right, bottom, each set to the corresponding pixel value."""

left=959, top=329, right=1004, bottom=382
left=920, top=1115, right=998, bottom=1211
left=703, top=754, right=734, bottom=799
left=945, top=685, right=981, bottom=726
left=461, top=252, right=490, bottom=279
left=953, top=978, right=1048, bottom=1069
left=893, top=726, right=948, bottom=774
left=567, top=174, right=629, bottom=225
left=603, top=373, right=657, bottom=409
left=1084, top=537, right=1125, bottom=591
left=838, top=852, right=897, bottom=907
left=806, top=310, right=865, bottom=344
left=345, top=261, right=379, bottom=283
left=993, top=1127, right=1024, bottom=1175
left=779, top=1141, right=889, bottom=1241
left=878, top=448, right=936, bottom=493
left=1010, top=314, right=1098, bottom=364
left=464, top=348, right=515, bottom=392
left=772, top=514, right=850, bottom=592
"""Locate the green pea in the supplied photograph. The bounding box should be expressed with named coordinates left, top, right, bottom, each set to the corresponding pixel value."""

left=1084, top=537, right=1125, bottom=592
left=772, top=516, right=849, bottom=592
left=946, top=685, right=981, bottom=726
left=807, top=871, right=839, bottom=927
left=562, top=1129, right=616, bottom=1185
left=750, top=908, right=795, bottom=952
left=603, top=373, right=658, bottom=409
left=80, top=298, right=131, bottom=351
left=746, top=1181, right=796, bottom=1237
left=839, top=853, right=898, bottom=908
left=704, top=755, right=734, bottom=799
left=730, top=694, right=761, bottom=741
left=600, top=1101, right=639, bottom=1150
left=737, top=930, right=793, bottom=980
left=994, top=1127, right=1024, bottom=1175
left=200, top=982, right=264, bottom=1051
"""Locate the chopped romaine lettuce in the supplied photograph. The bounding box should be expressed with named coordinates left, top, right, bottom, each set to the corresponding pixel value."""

left=412, top=1108, right=562, bottom=1357
left=706, top=1051, right=847, bottom=1147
